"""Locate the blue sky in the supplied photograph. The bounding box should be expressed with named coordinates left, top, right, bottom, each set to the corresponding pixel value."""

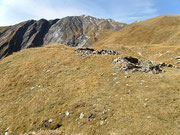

left=0, top=0, right=180, bottom=26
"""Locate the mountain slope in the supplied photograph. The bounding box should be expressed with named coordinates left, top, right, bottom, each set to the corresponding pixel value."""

left=0, top=15, right=126, bottom=59
left=1, top=15, right=180, bottom=135
left=93, top=15, right=180, bottom=47
left=0, top=44, right=180, bottom=135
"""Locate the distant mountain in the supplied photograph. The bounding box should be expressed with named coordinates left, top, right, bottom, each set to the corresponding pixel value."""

left=0, top=15, right=126, bottom=59
left=93, top=15, right=180, bottom=47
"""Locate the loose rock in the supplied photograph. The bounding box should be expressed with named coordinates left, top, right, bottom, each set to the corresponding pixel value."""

left=175, top=56, right=180, bottom=59
left=48, top=119, right=53, bottom=123
left=75, top=48, right=121, bottom=56
left=65, top=111, right=70, bottom=116
left=100, top=121, right=104, bottom=125
left=113, top=56, right=179, bottom=74
left=79, top=113, right=84, bottom=119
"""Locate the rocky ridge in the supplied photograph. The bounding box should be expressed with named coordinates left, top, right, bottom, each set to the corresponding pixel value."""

left=0, top=15, right=126, bottom=59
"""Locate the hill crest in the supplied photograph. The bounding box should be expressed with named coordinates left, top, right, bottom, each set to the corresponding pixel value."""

left=93, top=15, right=180, bottom=47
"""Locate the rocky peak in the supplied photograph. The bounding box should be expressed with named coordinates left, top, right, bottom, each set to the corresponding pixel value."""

left=0, top=15, right=126, bottom=59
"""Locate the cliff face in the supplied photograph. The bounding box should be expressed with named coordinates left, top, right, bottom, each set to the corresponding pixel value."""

left=0, top=15, right=126, bottom=59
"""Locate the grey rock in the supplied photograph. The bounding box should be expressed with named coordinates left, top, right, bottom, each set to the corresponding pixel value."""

left=124, top=76, right=130, bottom=78
left=74, top=48, right=121, bottom=56
left=79, top=112, right=85, bottom=119
left=175, top=56, right=180, bottom=59
left=48, top=119, right=53, bottom=123
left=113, top=56, right=179, bottom=74
left=99, top=120, right=104, bottom=125
left=0, top=15, right=126, bottom=59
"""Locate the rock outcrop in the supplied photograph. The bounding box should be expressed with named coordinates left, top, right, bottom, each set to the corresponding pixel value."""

left=113, top=56, right=179, bottom=74
left=74, top=48, right=121, bottom=56
left=0, top=15, right=126, bottom=59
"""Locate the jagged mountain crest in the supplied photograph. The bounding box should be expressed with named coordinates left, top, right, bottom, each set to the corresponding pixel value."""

left=0, top=15, right=126, bottom=59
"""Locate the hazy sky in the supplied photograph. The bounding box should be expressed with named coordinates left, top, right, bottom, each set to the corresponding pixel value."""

left=0, top=0, right=180, bottom=26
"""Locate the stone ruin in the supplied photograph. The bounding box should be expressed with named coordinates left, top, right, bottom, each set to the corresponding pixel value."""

left=74, top=48, right=180, bottom=74
left=74, top=48, right=121, bottom=56
left=175, top=56, right=180, bottom=64
left=113, top=56, right=179, bottom=74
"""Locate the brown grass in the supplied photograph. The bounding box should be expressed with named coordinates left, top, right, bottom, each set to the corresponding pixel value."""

left=93, top=15, right=180, bottom=47
left=0, top=43, right=180, bottom=135
left=32, top=130, right=64, bottom=135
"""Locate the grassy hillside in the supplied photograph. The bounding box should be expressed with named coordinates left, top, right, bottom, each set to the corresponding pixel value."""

left=93, top=15, right=180, bottom=47
left=0, top=44, right=180, bottom=135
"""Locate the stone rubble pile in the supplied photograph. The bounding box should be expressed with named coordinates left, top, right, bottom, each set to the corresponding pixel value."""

left=175, top=56, right=180, bottom=64
left=113, top=56, right=180, bottom=74
left=74, top=48, right=121, bottom=56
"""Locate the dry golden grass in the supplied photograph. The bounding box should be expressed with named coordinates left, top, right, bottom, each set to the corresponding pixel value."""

left=93, top=15, right=180, bottom=47
left=0, top=43, right=180, bottom=135
left=32, top=130, right=64, bottom=135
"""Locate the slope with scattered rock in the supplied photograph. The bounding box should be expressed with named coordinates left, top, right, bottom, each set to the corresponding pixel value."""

left=0, top=44, right=180, bottom=135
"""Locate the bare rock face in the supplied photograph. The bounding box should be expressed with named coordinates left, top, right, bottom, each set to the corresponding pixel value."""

left=0, top=15, right=126, bottom=59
